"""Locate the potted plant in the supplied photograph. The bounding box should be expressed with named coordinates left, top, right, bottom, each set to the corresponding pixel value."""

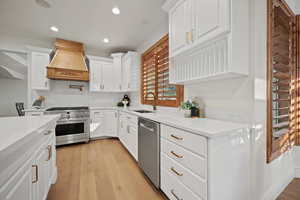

left=180, top=100, right=192, bottom=118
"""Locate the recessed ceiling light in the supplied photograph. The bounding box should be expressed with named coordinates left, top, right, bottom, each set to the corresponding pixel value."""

left=112, top=7, right=120, bottom=15
left=50, top=26, right=59, bottom=32
left=103, top=38, right=110, bottom=43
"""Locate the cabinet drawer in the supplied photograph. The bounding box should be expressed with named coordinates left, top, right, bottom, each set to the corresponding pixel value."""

left=161, top=153, right=207, bottom=199
left=161, top=168, right=202, bottom=200
left=125, top=113, right=138, bottom=124
left=161, top=138, right=206, bottom=179
left=161, top=125, right=207, bottom=157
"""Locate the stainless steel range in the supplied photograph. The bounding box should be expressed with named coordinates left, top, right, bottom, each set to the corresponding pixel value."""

left=45, top=107, right=90, bottom=146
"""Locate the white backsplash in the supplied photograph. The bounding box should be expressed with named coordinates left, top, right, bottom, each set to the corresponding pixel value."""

left=33, top=80, right=125, bottom=108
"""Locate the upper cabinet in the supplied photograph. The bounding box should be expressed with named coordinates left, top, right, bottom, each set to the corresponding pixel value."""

left=111, top=53, right=124, bottom=91
left=163, top=0, right=250, bottom=84
left=89, top=57, right=115, bottom=92
left=122, top=51, right=139, bottom=92
left=30, top=51, right=50, bottom=90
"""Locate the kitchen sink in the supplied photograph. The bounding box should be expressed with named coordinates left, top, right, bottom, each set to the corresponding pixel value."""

left=133, top=110, right=154, bottom=113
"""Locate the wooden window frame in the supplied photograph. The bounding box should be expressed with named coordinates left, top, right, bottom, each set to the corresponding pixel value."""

left=267, top=0, right=299, bottom=163
left=141, top=35, right=184, bottom=107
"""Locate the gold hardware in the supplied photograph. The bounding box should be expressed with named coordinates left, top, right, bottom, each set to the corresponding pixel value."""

left=170, top=167, right=183, bottom=176
left=171, top=151, right=183, bottom=158
left=186, top=32, right=189, bottom=44
left=171, top=134, right=183, bottom=141
left=46, top=145, right=52, bottom=161
left=32, top=165, right=38, bottom=183
left=171, top=189, right=182, bottom=200
left=189, top=30, right=194, bottom=42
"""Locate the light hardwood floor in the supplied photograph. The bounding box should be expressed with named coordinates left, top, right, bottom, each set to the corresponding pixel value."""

left=47, top=139, right=166, bottom=200
left=277, top=178, right=300, bottom=200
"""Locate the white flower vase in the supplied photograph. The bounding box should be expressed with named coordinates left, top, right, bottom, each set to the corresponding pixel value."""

left=183, top=109, right=191, bottom=118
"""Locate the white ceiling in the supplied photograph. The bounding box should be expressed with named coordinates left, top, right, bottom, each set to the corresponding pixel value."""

left=0, top=0, right=168, bottom=56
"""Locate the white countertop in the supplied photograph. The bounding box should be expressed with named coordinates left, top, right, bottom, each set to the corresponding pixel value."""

left=0, top=115, right=60, bottom=152
left=91, top=107, right=248, bottom=138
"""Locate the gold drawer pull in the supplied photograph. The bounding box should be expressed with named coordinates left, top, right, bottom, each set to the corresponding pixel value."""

left=171, top=151, right=183, bottom=158
left=46, top=145, right=52, bottom=161
left=171, top=134, right=183, bottom=141
left=171, top=189, right=182, bottom=200
left=170, top=167, right=183, bottom=176
left=32, top=165, right=38, bottom=183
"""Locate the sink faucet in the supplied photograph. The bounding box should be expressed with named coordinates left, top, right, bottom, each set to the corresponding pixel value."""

left=145, top=92, right=157, bottom=111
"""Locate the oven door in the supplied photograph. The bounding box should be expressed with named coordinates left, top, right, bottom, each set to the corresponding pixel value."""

left=55, top=119, right=90, bottom=145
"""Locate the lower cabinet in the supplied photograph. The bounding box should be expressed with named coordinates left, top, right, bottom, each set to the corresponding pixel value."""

left=90, top=109, right=118, bottom=138
left=118, top=112, right=138, bottom=160
left=0, top=126, right=56, bottom=200
left=160, top=124, right=207, bottom=200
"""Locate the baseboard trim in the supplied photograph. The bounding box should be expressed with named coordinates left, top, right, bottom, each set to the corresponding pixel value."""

left=295, top=168, right=300, bottom=178
left=263, top=173, right=294, bottom=200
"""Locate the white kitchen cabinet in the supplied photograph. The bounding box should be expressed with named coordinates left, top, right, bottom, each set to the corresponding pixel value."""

left=102, top=63, right=115, bottom=91
left=89, top=57, right=115, bottom=92
left=0, top=162, right=33, bottom=200
left=163, top=0, right=249, bottom=84
left=90, top=109, right=118, bottom=138
left=169, top=0, right=191, bottom=55
left=111, top=53, right=124, bottom=91
left=122, top=52, right=139, bottom=92
left=0, top=119, right=57, bottom=200
left=89, top=59, right=102, bottom=92
left=30, top=52, right=50, bottom=90
left=118, top=112, right=138, bottom=160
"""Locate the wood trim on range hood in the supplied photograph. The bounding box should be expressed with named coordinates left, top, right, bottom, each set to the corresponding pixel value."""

left=47, top=39, right=89, bottom=82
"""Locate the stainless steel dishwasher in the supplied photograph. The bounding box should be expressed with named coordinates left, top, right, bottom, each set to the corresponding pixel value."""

left=138, top=117, right=160, bottom=188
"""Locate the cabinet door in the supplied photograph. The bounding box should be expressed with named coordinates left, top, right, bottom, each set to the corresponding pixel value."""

left=33, top=145, right=49, bottom=200
left=102, top=63, right=115, bottom=91
left=118, top=114, right=127, bottom=144
left=122, top=56, right=131, bottom=91
left=0, top=166, right=33, bottom=200
left=89, top=60, right=102, bottom=92
left=169, top=0, right=191, bottom=56
left=90, top=110, right=105, bottom=138
left=44, top=136, right=55, bottom=190
left=103, top=111, right=118, bottom=137
left=192, top=0, right=229, bottom=44
left=112, top=54, right=123, bottom=91
left=31, top=52, right=49, bottom=90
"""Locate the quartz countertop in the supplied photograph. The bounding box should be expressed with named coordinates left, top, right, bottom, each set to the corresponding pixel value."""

left=91, top=107, right=248, bottom=138
left=0, top=115, right=60, bottom=153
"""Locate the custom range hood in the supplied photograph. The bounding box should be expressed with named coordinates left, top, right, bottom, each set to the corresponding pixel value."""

left=47, top=39, right=89, bottom=81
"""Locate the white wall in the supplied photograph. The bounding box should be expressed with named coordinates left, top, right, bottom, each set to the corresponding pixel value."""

left=0, top=78, right=27, bottom=116
left=251, top=1, right=295, bottom=199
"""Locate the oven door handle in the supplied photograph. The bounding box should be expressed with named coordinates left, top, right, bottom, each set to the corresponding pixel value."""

left=57, top=119, right=89, bottom=124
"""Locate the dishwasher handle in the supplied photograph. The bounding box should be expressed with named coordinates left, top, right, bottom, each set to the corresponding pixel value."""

left=140, top=123, right=155, bottom=132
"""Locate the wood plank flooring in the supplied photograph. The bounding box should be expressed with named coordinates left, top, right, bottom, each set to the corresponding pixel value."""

left=47, top=139, right=166, bottom=200
left=277, top=179, right=300, bottom=200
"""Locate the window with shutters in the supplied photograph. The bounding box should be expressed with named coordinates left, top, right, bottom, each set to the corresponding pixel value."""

left=141, top=35, right=184, bottom=107
left=267, top=0, right=300, bottom=163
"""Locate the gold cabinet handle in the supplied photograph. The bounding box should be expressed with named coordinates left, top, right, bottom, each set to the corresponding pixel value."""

left=171, top=134, right=183, bottom=141
left=170, top=167, right=183, bottom=176
left=190, top=29, right=194, bottom=42
left=186, top=32, right=189, bottom=44
left=171, top=189, right=182, bottom=200
left=32, top=165, right=38, bottom=183
left=171, top=151, right=183, bottom=158
left=46, top=145, right=52, bottom=161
